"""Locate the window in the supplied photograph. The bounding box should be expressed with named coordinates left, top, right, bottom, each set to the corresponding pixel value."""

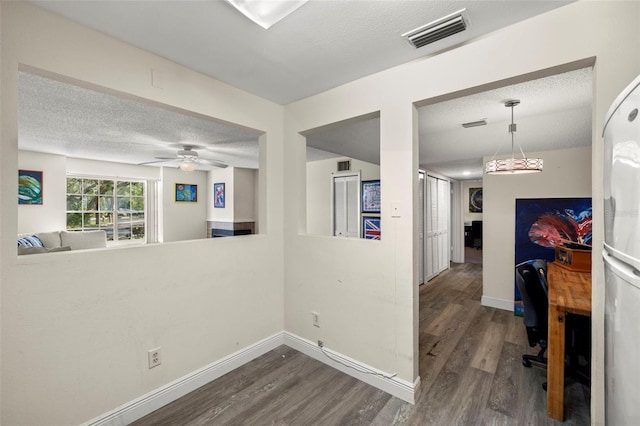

left=66, top=177, right=145, bottom=242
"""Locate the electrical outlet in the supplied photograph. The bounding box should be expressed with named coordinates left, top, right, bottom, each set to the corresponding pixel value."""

left=312, top=311, right=320, bottom=327
left=148, top=348, right=161, bottom=369
left=318, top=340, right=324, bottom=348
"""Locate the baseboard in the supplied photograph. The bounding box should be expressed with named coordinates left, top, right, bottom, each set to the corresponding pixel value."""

left=82, top=333, right=285, bottom=426
left=283, top=332, right=420, bottom=404
left=84, top=331, right=420, bottom=425
left=481, top=295, right=514, bottom=311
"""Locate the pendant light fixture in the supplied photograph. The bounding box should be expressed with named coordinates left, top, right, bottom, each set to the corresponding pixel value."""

left=485, top=100, right=543, bottom=174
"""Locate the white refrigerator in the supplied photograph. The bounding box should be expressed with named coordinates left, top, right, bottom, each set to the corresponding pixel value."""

left=603, top=74, right=640, bottom=425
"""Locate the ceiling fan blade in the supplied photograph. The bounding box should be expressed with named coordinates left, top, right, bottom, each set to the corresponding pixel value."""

left=155, top=156, right=177, bottom=160
left=200, top=158, right=228, bottom=168
left=138, top=159, right=174, bottom=165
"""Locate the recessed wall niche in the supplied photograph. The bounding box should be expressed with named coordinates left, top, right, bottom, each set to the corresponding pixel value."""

left=17, top=69, right=263, bottom=244
left=302, top=111, right=381, bottom=240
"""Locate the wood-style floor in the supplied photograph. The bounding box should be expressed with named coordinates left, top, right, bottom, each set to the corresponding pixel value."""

left=132, top=263, right=590, bottom=425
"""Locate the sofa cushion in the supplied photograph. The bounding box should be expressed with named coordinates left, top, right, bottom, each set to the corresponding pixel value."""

left=61, top=230, right=107, bottom=250
left=36, top=231, right=62, bottom=249
left=17, top=235, right=44, bottom=248
left=18, top=245, right=71, bottom=256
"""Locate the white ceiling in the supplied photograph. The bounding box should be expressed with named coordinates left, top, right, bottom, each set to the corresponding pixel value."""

left=31, top=0, right=573, bottom=105
left=19, top=1, right=592, bottom=179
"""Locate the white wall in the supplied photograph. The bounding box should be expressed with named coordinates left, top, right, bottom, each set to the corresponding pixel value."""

left=306, top=157, right=380, bottom=236
left=161, top=167, right=208, bottom=242
left=284, top=2, right=640, bottom=422
left=233, top=168, right=257, bottom=222
left=462, top=180, right=483, bottom=224
left=1, top=3, right=284, bottom=425
left=18, top=151, right=66, bottom=233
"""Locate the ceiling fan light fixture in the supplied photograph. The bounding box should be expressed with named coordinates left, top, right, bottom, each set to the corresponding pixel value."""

left=224, top=0, right=309, bottom=29
left=179, top=161, right=198, bottom=172
left=485, top=100, right=543, bottom=175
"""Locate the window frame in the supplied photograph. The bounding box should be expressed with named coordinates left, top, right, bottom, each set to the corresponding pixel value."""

left=66, top=175, right=149, bottom=246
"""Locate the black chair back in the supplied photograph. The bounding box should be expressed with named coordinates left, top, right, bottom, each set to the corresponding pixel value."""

left=516, top=260, right=548, bottom=348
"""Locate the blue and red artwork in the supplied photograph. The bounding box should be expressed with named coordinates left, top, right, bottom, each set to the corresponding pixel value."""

left=363, top=216, right=381, bottom=240
left=514, top=197, right=592, bottom=315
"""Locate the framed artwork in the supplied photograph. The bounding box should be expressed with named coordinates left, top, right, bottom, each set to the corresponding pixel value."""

left=513, top=197, right=592, bottom=316
left=362, top=180, right=381, bottom=213
left=362, top=216, right=381, bottom=240
left=214, top=183, right=225, bottom=208
left=175, top=183, right=198, bottom=202
left=18, top=170, right=43, bottom=205
left=469, top=187, right=483, bottom=213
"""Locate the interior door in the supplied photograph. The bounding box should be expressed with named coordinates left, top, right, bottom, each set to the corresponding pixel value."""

left=333, top=174, right=360, bottom=238
left=425, top=175, right=438, bottom=281
left=437, top=178, right=450, bottom=273
left=419, top=171, right=426, bottom=285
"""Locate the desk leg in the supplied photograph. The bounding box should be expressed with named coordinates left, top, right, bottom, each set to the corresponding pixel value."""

left=548, top=304, right=565, bottom=421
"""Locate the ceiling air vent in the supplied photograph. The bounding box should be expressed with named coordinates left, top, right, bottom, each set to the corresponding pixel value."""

left=337, top=160, right=351, bottom=172
left=402, top=9, right=468, bottom=49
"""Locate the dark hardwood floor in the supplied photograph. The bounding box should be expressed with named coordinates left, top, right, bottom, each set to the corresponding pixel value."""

left=132, top=263, right=590, bottom=425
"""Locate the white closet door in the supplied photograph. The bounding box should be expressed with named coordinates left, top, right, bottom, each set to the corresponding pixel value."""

left=437, top=178, right=450, bottom=273
left=333, top=174, right=360, bottom=238
left=344, top=176, right=359, bottom=237
left=425, top=175, right=438, bottom=281
left=419, top=172, right=425, bottom=285
left=425, top=174, right=451, bottom=281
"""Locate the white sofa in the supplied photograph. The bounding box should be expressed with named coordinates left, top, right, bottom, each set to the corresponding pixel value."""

left=17, top=230, right=107, bottom=255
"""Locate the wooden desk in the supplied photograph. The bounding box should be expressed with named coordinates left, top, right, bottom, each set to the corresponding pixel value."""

left=546, top=262, right=592, bottom=421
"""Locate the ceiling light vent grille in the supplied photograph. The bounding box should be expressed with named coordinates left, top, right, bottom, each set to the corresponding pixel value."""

left=402, top=9, right=468, bottom=49
left=337, top=160, right=351, bottom=172
left=462, top=119, right=487, bottom=128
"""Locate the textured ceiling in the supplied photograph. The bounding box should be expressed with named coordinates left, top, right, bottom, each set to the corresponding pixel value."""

left=19, top=1, right=589, bottom=179
left=31, top=0, right=574, bottom=105
left=19, top=72, right=263, bottom=170
left=420, top=67, right=593, bottom=179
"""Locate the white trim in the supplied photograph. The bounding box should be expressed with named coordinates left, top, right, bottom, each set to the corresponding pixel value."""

left=283, top=332, right=420, bottom=404
left=82, top=333, right=284, bottom=426
left=82, top=331, right=421, bottom=425
left=481, top=295, right=514, bottom=311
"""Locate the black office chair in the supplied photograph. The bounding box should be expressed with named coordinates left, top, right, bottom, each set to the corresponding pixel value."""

left=515, top=259, right=549, bottom=370
left=471, top=220, right=482, bottom=249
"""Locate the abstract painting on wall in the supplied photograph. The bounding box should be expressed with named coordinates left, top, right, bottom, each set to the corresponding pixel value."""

left=175, top=183, right=198, bottom=202
left=469, top=187, right=483, bottom=212
left=514, top=197, right=592, bottom=316
left=214, top=182, right=225, bottom=208
left=18, top=170, right=43, bottom=205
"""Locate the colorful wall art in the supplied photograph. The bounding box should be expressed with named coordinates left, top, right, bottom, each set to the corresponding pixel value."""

left=214, top=183, right=225, bottom=208
left=469, top=187, right=483, bottom=213
left=362, top=216, right=381, bottom=240
left=361, top=180, right=380, bottom=213
left=175, top=183, right=198, bottom=202
left=18, top=170, right=43, bottom=205
left=514, top=197, right=592, bottom=315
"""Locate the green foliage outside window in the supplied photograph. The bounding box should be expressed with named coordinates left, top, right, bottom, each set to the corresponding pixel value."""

left=66, top=177, right=145, bottom=242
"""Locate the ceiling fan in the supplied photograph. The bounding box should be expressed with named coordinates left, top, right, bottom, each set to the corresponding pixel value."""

left=140, top=144, right=228, bottom=171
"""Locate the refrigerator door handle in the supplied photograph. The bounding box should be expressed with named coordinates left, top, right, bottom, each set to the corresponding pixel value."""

left=603, top=250, right=640, bottom=289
